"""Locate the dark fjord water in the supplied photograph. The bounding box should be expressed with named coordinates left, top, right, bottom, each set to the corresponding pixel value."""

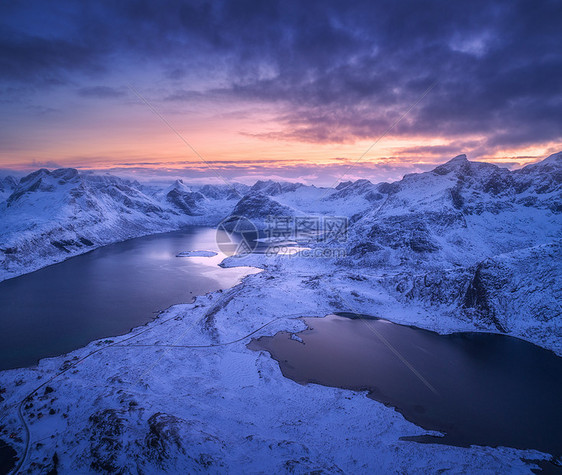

left=0, top=227, right=258, bottom=370
left=0, top=442, right=16, bottom=475
left=249, top=313, right=562, bottom=457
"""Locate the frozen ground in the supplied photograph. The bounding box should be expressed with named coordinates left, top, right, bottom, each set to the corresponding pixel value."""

left=0, top=253, right=557, bottom=474
left=0, top=154, right=561, bottom=473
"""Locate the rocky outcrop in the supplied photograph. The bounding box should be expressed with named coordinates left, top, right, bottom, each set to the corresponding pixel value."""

left=0, top=175, right=17, bottom=201
left=143, top=413, right=225, bottom=471
left=166, top=188, right=206, bottom=215
left=387, top=241, right=562, bottom=334
left=88, top=409, right=126, bottom=473
left=250, top=180, right=304, bottom=196
left=224, top=192, right=296, bottom=225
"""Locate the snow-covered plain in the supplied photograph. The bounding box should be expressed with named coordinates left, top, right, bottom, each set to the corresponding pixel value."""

left=0, top=153, right=561, bottom=473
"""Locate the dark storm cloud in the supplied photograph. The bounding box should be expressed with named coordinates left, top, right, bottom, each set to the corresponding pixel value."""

left=220, top=0, right=562, bottom=149
left=1, top=0, right=561, bottom=151
left=0, top=34, right=97, bottom=83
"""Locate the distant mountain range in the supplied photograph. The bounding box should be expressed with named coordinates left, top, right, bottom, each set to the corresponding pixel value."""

left=0, top=153, right=561, bottom=473
left=0, top=169, right=246, bottom=280
left=1, top=154, right=561, bottom=334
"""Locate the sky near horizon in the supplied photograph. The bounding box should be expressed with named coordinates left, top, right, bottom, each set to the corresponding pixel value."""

left=1, top=0, right=561, bottom=185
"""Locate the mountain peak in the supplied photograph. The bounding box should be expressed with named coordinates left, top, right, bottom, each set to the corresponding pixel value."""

left=540, top=151, right=562, bottom=165
left=447, top=154, right=468, bottom=164
left=519, top=151, right=562, bottom=173
left=250, top=179, right=303, bottom=196
left=432, top=154, right=470, bottom=175
left=20, top=168, right=50, bottom=184
left=51, top=168, right=79, bottom=182
left=165, top=179, right=191, bottom=195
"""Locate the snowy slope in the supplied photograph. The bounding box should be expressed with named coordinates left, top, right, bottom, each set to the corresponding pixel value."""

left=385, top=240, right=562, bottom=349
left=346, top=154, right=562, bottom=269
left=0, top=154, right=561, bottom=473
left=0, top=176, right=17, bottom=202
left=0, top=255, right=554, bottom=474
left=0, top=169, right=242, bottom=281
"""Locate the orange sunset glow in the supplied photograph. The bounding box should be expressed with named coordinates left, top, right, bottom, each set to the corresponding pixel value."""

left=1, top=0, right=560, bottom=185
left=1, top=2, right=561, bottom=473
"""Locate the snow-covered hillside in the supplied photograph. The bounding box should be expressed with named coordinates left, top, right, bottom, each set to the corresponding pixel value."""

left=346, top=153, right=561, bottom=269
left=0, top=176, right=17, bottom=202
left=0, top=169, right=245, bottom=281
left=1, top=153, right=560, bottom=334
left=0, top=153, right=560, bottom=473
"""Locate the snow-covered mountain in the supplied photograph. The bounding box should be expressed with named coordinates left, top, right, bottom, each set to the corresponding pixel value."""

left=222, top=191, right=299, bottom=229
left=163, top=179, right=207, bottom=215
left=249, top=179, right=305, bottom=196
left=1, top=153, right=561, bottom=474
left=0, top=169, right=243, bottom=280
left=2, top=153, right=560, bottom=282
left=346, top=153, right=561, bottom=269
left=219, top=152, right=562, bottom=346
left=384, top=239, right=562, bottom=347
left=0, top=175, right=17, bottom=202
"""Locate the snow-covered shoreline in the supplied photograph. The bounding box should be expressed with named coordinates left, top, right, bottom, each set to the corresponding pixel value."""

left=0, top=213, right=233, bottom=284
left=0, top=251, right=558, bottom=473
left=0, top=168, right=243, bottom=283
left=0, top=224, right=178, bottom=283
left=1, top=153, right=561, bottom=473
left=176, top=250, right=218, bottom=257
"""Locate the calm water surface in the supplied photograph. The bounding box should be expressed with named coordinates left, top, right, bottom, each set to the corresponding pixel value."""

left=0, top=227, right=259, bottom=370
left=249, top=313, right=562, bottom=457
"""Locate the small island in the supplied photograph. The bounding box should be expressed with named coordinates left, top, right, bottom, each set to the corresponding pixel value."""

left=176, top=250, right=218, bottom=258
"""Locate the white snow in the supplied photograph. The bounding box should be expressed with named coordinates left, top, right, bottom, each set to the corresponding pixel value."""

left=0, top=255, right=553, bottom=473
left=176, top=250, right=218, bottom=257
left=0, top=153, right=561, bottom=473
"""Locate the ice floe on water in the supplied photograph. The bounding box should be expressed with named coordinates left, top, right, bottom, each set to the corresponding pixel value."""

left=176, top=250, right=218, bottom=257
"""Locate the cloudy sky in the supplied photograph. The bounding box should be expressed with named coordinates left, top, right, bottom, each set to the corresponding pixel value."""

left=1, top=0, right=561, bottom=184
